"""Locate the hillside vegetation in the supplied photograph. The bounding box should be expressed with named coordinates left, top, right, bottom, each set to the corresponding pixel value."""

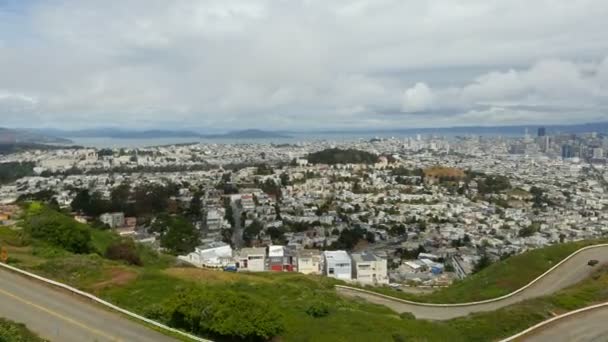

left=0, top=318, right=47, bottom=342
left=2, top=204, right=608, bottom=341
left=367, top=238, right=608, bottom=303
left=306, top=148, right=378, bottom=165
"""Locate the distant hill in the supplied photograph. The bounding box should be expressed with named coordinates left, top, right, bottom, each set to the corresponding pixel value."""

left=316, top=121, right=608, bottom=136
left=31, top=128, right=291, bottom=139
left=33, top=128, right=202, bottom=139
left=203, top=129, right=291, bottom=139
left=0, top=127, right=72, bottom=144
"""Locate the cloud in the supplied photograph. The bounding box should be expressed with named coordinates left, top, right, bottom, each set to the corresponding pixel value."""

left=405, top=57, right=608, bottom=124
left=1, top=1, right=608, bottom=129
left=401, top=83, right=434, bottom=113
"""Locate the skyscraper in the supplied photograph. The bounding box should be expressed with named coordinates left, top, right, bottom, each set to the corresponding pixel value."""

left=537, top=127, right=546, bottom=137
left=561, top=144, right=574, bottom=159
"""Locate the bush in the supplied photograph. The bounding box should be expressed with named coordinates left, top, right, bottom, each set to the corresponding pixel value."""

left=165, top=288, right=284, bottom=340
left=399, top=312, right=416, bottom=320
left=105, top=240, right=142, bottom=266
left=306, top=301, right=330, bottom=318
left=23, top=204, right=92, bottom=254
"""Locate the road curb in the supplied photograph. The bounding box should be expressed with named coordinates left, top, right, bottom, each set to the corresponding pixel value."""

left=0, top=261, right=210, bottom=342
left=499, top=301, right=608, bottom=341
left=336, top=243, right=608, bottom=307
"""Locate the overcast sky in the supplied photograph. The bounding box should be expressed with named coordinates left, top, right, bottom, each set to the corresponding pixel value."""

left=1, top=0, right=608, bottom=131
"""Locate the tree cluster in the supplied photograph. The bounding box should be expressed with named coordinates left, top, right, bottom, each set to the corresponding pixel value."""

left=307, top=148, right=378, bottom=165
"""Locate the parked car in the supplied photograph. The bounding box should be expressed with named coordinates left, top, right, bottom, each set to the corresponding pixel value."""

left=587, top=259, right=599, bottom=266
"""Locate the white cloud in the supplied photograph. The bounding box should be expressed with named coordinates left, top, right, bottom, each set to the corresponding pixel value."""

left=401, top=83, right=434, bottom=113
left=1, top=0, right=608, bottom=129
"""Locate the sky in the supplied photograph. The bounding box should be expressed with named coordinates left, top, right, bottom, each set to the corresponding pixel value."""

left=1, top=0, right=608, bottom=131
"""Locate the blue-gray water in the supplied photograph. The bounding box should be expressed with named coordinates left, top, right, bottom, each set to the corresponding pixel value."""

left=67, top=131, right=522, bottom=148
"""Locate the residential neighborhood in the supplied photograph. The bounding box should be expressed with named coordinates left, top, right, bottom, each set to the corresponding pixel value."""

left=1, top=129, right=607, bottom=288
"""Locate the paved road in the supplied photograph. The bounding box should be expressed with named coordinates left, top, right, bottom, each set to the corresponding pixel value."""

left=520, top=306, right=608, bottom=342
left=338, top=245, right=608, bottom=320
left=0, top=268, right=177, bottom=342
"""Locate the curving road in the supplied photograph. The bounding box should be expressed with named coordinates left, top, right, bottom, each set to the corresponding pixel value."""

left=0, top=268, right=177, bottom=342
left=517, top=306, right=608, bottom=342
left=337, top=245, right=608, bottom=320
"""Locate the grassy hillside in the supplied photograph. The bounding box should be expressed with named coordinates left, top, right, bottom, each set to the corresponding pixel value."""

left=0, top=318, right=47, bottom=342
left=368, top=238, right=608, bottom=303
left=2, top=204, right=608, bottom=341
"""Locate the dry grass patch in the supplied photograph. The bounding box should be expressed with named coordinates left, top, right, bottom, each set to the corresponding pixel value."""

left=164, top=267, right=274, bottom=284
left=91, top=267, right=138, bottom=291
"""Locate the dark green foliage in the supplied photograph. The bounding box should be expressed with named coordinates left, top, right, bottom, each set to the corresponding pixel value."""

left=105, top=240, right=143, bottom=266
left=399, top=312, right=415, bottom=320
left=164, top=288, right=284, bottom=340
left=473, top=252, right=492, bottom=273
left=306, top=301, right=330, bottom=318
left=23, top=204, right=92, bottom=254
left=330, top=227, right=371, bottom=250
left=477, top=175, right=511, bottom=194
left=307, top=148, right=378, bottom=165
left=0, top=318, right=47, bottom=342
left=71, top=190, right=111, bottom=216
left=260, top=178, right=281, bottom=199
left=156, top=215, right=200, bottom=255
left=255, top=163, right=274, bottom=175
left=267, top=226, right=286, bottom=244
left=519, top=222, right=541, bottom=237
left=243, top=220, right=264, bottom=246
left=0, top=162, right=35, bottom=184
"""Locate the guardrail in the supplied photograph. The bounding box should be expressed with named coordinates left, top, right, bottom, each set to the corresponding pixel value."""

left=336, top=243, right=608, bottom=308
left=0, top=261, right=210, bottom=342
left=500, top=301, right=608, bottom=341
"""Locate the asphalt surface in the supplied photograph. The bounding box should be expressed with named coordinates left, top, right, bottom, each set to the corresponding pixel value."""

left=338, top=245, right=608, bottom=320
left=520, top=306, right=608, bottom=342
left=0, top=268, right=177, bottom=342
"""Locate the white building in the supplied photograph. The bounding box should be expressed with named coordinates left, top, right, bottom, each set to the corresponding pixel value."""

left=323, top=250, right=352, bottom=280
left=351, top=252, right=389, bottom=285
left=100, top=212, right=125, bottom=228
left=236, top=247, right=266, bottom=272
left=296, top=249, right=321, bottom=275
left=178, top=242, right=233, bottom=268
left=206, top=209, right=223, bottom=231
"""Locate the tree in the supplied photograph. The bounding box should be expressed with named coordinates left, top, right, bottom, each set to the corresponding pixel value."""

left=160, top=216, right=200, bottom=255
left=243, top=220, right=264, bottom=246
left=110, top=183, right=131, bottom=213
left=105, top=240, right=142, bottom=266
left=473, top=252, right=492, bottom=273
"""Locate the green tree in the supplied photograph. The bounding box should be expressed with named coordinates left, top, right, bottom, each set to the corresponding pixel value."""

left=160, top=216, right=200, bottom=255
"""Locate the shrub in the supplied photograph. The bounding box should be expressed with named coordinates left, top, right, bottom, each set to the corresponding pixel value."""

left=23, top=205, right=92, bottom=254
left=306, top=301, right=330, bottom=318
left=165, top=288, right=284, bottom=340
left=399, top=312, right=416, bottom=320
left=105, top=240, right=142, bottom=266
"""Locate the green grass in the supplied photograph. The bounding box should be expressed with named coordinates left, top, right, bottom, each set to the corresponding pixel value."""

left=0, top=318, right=47, bottom=342
left=366, top=238, right=608, bottom=303
left=4, top=206, right=608, bottom=341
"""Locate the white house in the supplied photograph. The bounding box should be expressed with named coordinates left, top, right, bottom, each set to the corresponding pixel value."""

left=236, top=247, right=266, bottom=272
left=296, top=249, right=321, bottom=275
left=323, top=250, right=352, bottom=280
left=351, top=252, right=389, bottom=285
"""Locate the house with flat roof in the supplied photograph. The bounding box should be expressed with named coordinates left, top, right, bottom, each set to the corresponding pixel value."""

left=323, top=250, right=351, bottom=280
left=236, top=247, right=266, bottom=272
left=351, top=252, right=389, bottom=285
